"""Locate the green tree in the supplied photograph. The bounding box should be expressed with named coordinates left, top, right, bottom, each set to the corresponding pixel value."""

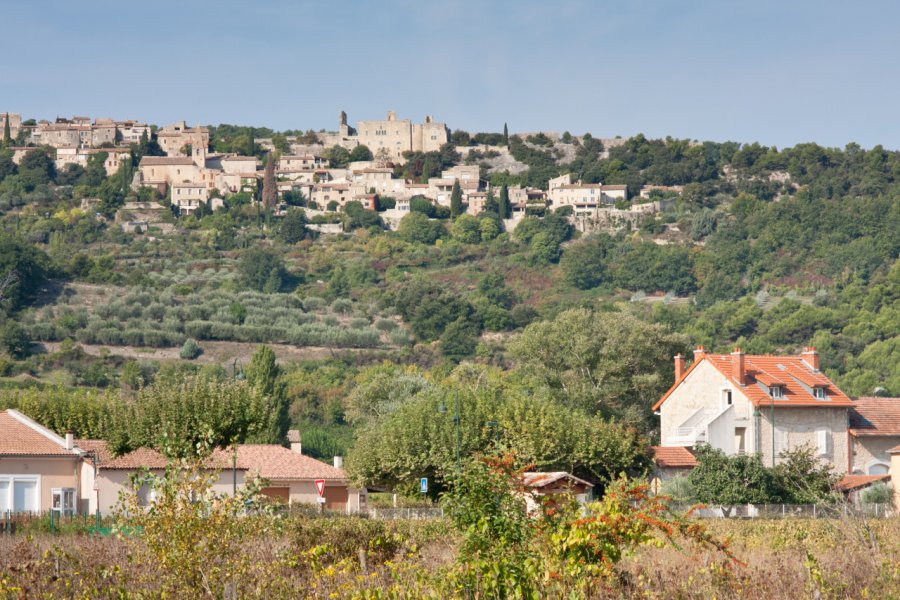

left=238, top=247, right=286, bottom=292
left=279, top=208, right=309, bottom=244
left=261, top=152, right=276, bottom=211
left=349, top=144, right=373, bottom=162
left=689, top=445, right=783, bottom=506
left=450, top=179, right=463, bottom=218
left=2, top=113, right=10, bottom=146
left=179, top=339, right=202, bottom=360
left=498, top=184, right=511, bottom=219
left=324, top=145, right=351, bottom=168
left=510, top=308, right=689, bottom=424
left=440, top=317, right=479, bottom=360
left=560, top=234, right=614, bottom=289
left=450, top=214, right=481, bottom=244
left=503, top=122, right=509, bottom=147
left=397, top=211, right=444, bottom=244
left=1, top=321, right=30, bottom=358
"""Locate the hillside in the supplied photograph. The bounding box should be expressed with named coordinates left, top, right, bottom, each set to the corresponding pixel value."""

left=0, top=130, right=898, bottom=468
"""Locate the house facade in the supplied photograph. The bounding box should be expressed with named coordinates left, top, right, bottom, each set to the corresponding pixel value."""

left=0, top=410, right=86, bottom=515
left=654, top=347, right=855, bottom=472
left=848, top=397, right=900, bottom=475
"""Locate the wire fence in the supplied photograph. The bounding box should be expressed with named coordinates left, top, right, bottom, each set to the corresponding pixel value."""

left=666, top=503, right=894, bottom=519
left=1, top=510, right=102, bottom=535
left=365, top=507, right=445, bottom=520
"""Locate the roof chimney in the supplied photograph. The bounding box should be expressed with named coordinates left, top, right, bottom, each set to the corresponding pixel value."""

left=801, top=346, right=819, bottom=371
left=287, top=429, right=302, bottom=455
left=674, top=354, right=685, bottom=380
left=693, top=346, right=706, bottom=360
left=65, top=431, right=74, bottom=451
left=731, top=348, right=745, bottom=386
left=333, top=456, right=344, bottom=469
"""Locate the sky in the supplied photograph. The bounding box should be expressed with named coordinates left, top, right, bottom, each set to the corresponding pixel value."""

left=3, top=0, right=900, bottom=149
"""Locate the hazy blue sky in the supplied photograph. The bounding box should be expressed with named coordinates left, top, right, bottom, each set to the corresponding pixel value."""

left=3, top=1, right=899, bottom=148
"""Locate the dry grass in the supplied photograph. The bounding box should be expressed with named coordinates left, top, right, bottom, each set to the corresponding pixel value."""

left=0, top=517, right=897, bottom=598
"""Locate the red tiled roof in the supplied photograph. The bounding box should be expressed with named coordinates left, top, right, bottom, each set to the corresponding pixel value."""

left=522, top=472, right=593, bottom=489
left=0, top=410, right=81, bottom=457
left=653, top=352, right=853, bottom=411
left=75, top=439, right=114, bottom=463
left=849, top=397, right=900, bottom=436
left=98, top=444, right=346, bottom=481
left=836, top=473, right=891, bottom=492
left=651, top=446, right=698, bottom=468
left=236, top=445, right=346, bottom=481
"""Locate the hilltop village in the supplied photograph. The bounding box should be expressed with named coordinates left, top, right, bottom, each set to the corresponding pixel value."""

left=0, top=110, right=671, bottom=233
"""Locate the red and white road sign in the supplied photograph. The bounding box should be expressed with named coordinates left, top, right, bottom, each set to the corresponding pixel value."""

left=315, top=479, right=325, bottom=497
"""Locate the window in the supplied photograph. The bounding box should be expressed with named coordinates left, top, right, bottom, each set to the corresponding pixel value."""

left=816, top=429, right=830, bottom=457
left=0, top=476, right=40, bottom=513
left=722, top=389, right=733, bottom=406
left=51, top=488, right=75, bottom=516
left=813, top=387, right=827, bottom=400
left=770, top=386, right=783, bottom=399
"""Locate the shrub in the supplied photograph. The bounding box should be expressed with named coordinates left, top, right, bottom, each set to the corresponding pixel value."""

left=861, top=482, right=893, bottom=505
left=375, top=318, right=397, bottom=332
left=180, top=339, right=202, bottom=360
left=331, top=298, right=353, bottom=314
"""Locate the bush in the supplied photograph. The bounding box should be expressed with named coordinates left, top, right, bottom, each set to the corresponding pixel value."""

left=180, top=339, right=202, bottom=360
left=331, top=298, right=352, bottom=314
left=1, top=322, right=31, bottom=358
left=375, top=318, right=397, bottom=332
left=861, top=482, right=893, bottom=505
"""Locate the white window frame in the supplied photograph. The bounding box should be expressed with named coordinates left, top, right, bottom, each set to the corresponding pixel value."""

left=812, top=387, right=827, bottom=400
left=0, top=475, right=41, bottom=514
left=722, top=388, right=733, bottom=407
left=770, top=385, right=783, bottom=399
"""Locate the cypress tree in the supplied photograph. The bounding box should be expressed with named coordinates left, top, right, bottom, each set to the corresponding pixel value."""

left=499, top=184, right=511, bottom=219
left=262, top=152, right=276, bottom=211
left=484, top=188, right=498, bottom=214
left=2, top=113, right=10, bottom=147
left=503, top=122, right=509, bottom=148
left=450, top=179, right=463, bottom=218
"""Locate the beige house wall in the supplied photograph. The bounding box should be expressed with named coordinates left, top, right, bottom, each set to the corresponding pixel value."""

left=851, top=436, right=900, bottom=474
left=659, top=360, right=753, bottom=453
left=94, top=469, right=248, bottom=515
left=890, top=452, right=900, bottom=510
left=0, top=457, right=81, bottom=512
left=757, top=407, right=849, bottom=472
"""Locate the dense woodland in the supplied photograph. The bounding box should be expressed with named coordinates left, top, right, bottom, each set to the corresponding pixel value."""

left=0, top=125, right=898, bottom=496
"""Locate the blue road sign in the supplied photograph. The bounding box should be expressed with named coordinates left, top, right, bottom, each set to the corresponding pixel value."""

left=420, top=477, right=428, bottom=494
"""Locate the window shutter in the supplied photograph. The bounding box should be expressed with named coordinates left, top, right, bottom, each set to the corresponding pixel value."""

left=817, top=429, right=829, bottom=456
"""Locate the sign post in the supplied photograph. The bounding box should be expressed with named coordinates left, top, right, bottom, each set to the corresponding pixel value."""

left=420, top=477, right=428, bottom=495
left=315, top=479, right=326, bottom=513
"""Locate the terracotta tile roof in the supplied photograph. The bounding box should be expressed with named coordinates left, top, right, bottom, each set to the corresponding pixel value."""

left=97, top=444, right=346, bottom=481
left=522, top=471, right=593, bottom=489
left=100, top=447, right=239, bottom=470
left=836, top=473, right=891, bottom=492
left=236, top=445, right=347, bottom=481
left=849, top=397, right=900, bottom=436
left=651, top=446, right=698, bottom=468
left=139, top=157, right=194, bottom=166
left=75, top=439, right=114, bottom=463
left=600, top=185, right=627, bottom=191
left=653, top=351, right=853, bottom=411
left=0, top=410, right=81, bottom=457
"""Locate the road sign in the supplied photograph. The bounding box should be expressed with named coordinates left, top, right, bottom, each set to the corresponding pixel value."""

left=317, top=497, right=326, bottom=504
left=420, top=477, right=428, bottom=494
left=315, top=479, right=325, bottom=496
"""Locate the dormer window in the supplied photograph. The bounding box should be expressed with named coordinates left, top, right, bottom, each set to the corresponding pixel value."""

left=770, top=385, right=784, bottom=399
left=813, top=387, right=827, bottom=400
